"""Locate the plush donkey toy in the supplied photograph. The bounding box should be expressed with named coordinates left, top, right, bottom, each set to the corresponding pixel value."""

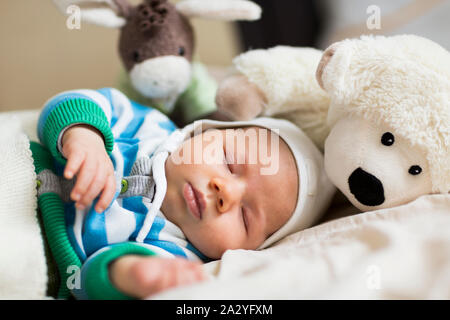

left=52, top=0, right=261, bottom=124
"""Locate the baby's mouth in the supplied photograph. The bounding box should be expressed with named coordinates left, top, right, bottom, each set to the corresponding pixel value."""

left=183, top=183, right=206, bottom=219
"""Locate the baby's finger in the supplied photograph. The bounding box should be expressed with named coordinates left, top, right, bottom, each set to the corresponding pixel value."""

left=95, top=175, right=116, bottom=213
left=180, top=269, right=199, bottom=285
left=71, top=158, right=98, bottom=205
left=64, top=149, right=85, bottom=180
left=187, top=262, right=206, bottom=281
left=79, top=164, right=108, bottom=210
left=172, top=260, right=199, bottom=286
left=192, top=264, right=207, bottom=281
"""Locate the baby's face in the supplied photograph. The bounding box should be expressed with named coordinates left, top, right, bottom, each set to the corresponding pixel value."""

left=161, top=127, right=298, bottom=259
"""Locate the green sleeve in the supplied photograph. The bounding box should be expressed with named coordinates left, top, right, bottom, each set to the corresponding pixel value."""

left=74, top=243, right=155, bottom=300
left=42, top=98, right=114, bottom=164
left=177, top=62, right=218, bottom=123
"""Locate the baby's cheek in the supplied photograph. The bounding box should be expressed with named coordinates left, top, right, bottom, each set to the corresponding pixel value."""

left=187, top=226, right=246, bottom=260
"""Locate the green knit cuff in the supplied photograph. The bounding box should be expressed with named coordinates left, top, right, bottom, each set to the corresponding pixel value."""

left=30, top=141, right=54, bottom=175
left=43, top=98, right=114, bottom=164
left=82, top=243, right=155, bottom=300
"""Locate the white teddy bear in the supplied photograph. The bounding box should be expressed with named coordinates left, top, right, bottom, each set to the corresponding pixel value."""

left=216, top=34, right=449, bottom=211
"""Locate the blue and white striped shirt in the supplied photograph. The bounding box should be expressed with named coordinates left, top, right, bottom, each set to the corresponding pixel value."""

left=38, top=88, right=207, bottom=264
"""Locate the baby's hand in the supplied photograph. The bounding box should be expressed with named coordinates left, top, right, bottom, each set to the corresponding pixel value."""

left=110, top=255, right=206, bottom=299
left=61, top=124, right=115, bottom=213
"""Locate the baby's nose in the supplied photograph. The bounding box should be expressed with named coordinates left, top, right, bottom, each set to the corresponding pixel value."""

left=210, top=177, right=244, bottom=213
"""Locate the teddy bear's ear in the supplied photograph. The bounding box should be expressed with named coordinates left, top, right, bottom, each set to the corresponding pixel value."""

left=316, top=43, right=338, bottom=90
left=315, top=40, right=355, bottom=99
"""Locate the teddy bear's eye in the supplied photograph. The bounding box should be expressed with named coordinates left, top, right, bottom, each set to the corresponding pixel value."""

left=408, top=165, right=422, bottom=176
left=178, top=46, right=185, bottom=56
left=381, top=132, right=395, bottom=146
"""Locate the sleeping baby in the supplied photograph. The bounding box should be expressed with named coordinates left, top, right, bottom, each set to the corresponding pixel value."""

left=33, top=88, right=334, bottom=299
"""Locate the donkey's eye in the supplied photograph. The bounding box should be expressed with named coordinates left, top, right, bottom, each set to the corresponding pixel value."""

left=178, top=46, right=185, bottom=56
left=132, top=51, right=140, bottom=63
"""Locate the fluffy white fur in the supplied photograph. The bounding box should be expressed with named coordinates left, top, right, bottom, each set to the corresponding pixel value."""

left=325, top=116, right=434, bottom=211
left=321, top=35, right=450, bottom=195
left=232, top=46, right=331, bottom=150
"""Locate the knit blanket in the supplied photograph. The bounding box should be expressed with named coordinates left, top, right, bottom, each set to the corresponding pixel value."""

left=0, top=111, right=47, bottom=299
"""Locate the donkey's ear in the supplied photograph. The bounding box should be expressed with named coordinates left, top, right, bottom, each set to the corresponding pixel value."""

left=176, top=0, right=261, bottom=21
left=52, top=0, right=132, bottom=28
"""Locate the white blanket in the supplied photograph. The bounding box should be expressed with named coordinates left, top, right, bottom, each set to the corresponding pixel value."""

left=152, top=194, right=450, bottom=300
left=0, top=110, right=47, bottom=299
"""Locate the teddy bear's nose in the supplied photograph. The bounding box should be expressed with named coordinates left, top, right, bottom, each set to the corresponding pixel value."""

left=348, top=167, right=385, bottom=207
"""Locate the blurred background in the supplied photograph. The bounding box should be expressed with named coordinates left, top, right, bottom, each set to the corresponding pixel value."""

left=1, top=0, right=449, bottom=112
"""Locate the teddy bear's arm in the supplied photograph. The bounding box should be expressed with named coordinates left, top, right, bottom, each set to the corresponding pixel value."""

left=215, top=74, right=267, bottom=120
